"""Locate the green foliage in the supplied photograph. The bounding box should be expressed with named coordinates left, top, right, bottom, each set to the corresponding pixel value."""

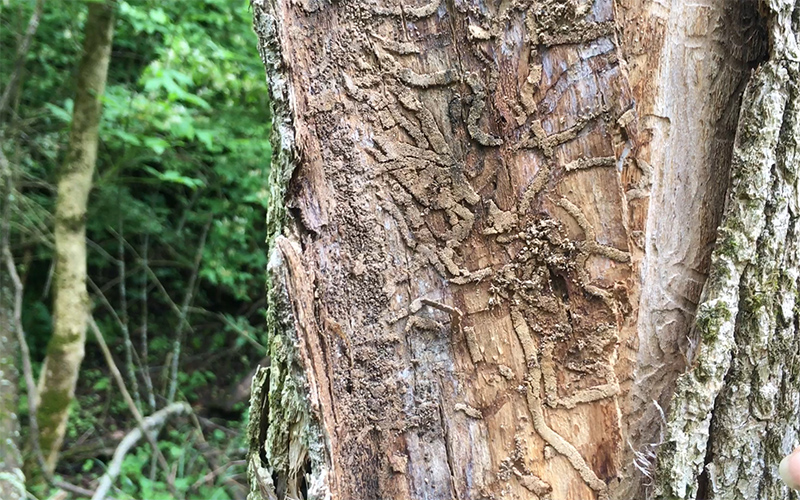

left=2, top=0, right=270, bottom=497
left=107, top=425, right=243, bottom=500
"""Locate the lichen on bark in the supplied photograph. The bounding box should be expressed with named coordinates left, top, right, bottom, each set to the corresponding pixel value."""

left=33, top=0, right=115, bottom=475
left=247, top=2, right=333, bottom=499
left=655, top=1, right=800, bottom=498
left=246, top=251, right=330, bottom=500
left=0, top=269, right=25, bottom=500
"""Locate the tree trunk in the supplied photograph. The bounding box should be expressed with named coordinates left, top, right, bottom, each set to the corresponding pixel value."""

left=34, top=0, right=115, bottom=475
left=0, top=149, right=25, bottom=500
left=246, top=0, right=799, bottom=499
left=0, top=286, right=24, bottom=500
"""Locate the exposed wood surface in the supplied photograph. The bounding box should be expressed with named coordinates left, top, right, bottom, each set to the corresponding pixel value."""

left=614, top=0, right=758, bottom=496
left=248, top=0, right=770, bottom=499
left=253, top=0, right=641, bottom=497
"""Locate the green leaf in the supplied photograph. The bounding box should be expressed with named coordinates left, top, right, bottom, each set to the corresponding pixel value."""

left=196, top=129, right=214, bottom=150
left=111, top=129, right=143, bottom=146
left=143, top=137, right=169, bottom=155
left=143, top=166, right=205, bottom=189
left=44, top=100, right=73, bottom=123
left=174, top=477, right=191, bottom=493
left=93, top=377, right=110, bottom=391
left=148, top=8, right=169, bottom=26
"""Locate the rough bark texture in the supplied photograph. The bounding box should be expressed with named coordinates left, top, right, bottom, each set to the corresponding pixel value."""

left=655, top=1, right=800, bottom=499
left=0, top=155, right=25, bottom=500
left=35, top=0, right=115, bottom=474
left=0, top=284, right=24, bottom=500
left=247, top=0, right=794, bottom=499
left=615, top=0, right=762, bottom=497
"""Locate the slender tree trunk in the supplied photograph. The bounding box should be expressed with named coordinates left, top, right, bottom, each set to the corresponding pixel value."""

left=0, top=284, right=24, bottom=500
left=35, top=0, right=115, bottom=475
left=247, top=0, right=798, bottom=499
left=0, top=149, right=25, bottom=500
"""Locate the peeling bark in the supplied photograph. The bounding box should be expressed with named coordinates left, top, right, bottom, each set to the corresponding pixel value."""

left=614, top=0, right=762, bottom=494
left=247, top=0, right=797, bottom=499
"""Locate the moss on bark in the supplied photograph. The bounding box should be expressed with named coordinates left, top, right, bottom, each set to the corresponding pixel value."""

left=247, top=3, right=330, bottom=499
left=655, top=2, right=800, bottom=498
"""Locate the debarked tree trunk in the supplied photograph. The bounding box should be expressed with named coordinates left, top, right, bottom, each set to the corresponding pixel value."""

left=246, top=0, right=800, bottom=499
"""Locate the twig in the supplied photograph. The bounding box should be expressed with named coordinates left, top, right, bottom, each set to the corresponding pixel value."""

left=167, top=219, right=211, bottom=403
left=114, top=215, right=141, bottom=410
left=40, top=258, right=54, bottom=299
left=90, top=402, right=192, bottom=500
left=188, top=413, right=247, bottom=500
left=87, top=278, right=126, bottom=331
left=3, top=246, right=43, bottom=469
left=106, top=227, right=188, bottom=327
left=191, top=460, right=247, bottom=493
left=87, top=276, right=150, bottom=388
left=1, top=131, right=13, bottom=278
left=194, top=415, right=239, bottom=436
left=86, top=237, right=120, bottom=265
left=140, top=233, right=155, bottom=410
left=4, top=239, right=101, bottom=500
left=187, top=306, right=266, bottom=353
left=0, top=0, right=45, bottom=116
left=87, top=316, right=178, bottom=497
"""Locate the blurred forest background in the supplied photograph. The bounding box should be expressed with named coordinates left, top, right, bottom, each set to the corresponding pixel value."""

left=1, top=0, right=271, bottom=498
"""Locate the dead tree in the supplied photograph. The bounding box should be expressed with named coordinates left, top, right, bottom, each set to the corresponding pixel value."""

left=247, top=0, right=800, bottom=498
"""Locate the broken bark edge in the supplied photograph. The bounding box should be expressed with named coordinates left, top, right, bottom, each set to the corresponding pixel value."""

left=654, top=3, right=796, bottom=495
left=246, top=246, right=332, bottom=500
left=247, top=2, right=333, bottom=499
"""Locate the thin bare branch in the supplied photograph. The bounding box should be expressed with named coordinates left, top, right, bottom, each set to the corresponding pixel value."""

left=188, top=413, right=247, bottom=500
left=3, top=247, right=43, bottom=469
left=187, top=306, right=266, bottom=353
left=0, top=0, right=46, bottom=116
left=140, top=233, right=155, bottom=410
left=107, top=227, right=187, bottom=324
left=114, top=215, right=141, bottom=410
left=167, top=218, right=211, bottom=403
left=90, top=402, right=191, bottom=500
left=87, top=316, right=177, bottom=497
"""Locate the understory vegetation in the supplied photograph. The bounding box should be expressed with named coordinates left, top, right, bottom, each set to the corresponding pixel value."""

left=1, top=1, right=271, bottom=498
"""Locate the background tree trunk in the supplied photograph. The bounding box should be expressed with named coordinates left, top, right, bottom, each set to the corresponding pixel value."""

left=34, top=0, right=115, bottom=475
left=246, top=0, right=799, bottom=499
left=0, top=283, right=24, bottom=500
left=1, top=147, right=25, bottom=500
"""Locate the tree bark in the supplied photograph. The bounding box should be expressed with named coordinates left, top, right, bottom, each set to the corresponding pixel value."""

left=0, top=287, right=24, bottom=500
left=1, top=145, right=25, bottom=500
left=246, top=0, right=798, bottom=499
left=35, top=0, right=115, bottom=475
left=655, top=2, right=800, bottom=499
